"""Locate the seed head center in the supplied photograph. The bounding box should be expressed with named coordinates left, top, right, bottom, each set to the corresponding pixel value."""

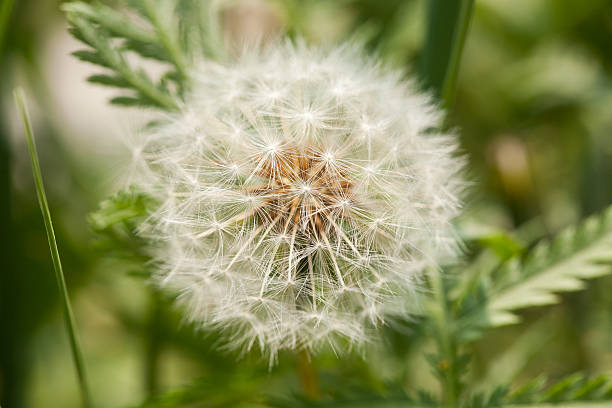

left=250, top=145, right=353, bottom=239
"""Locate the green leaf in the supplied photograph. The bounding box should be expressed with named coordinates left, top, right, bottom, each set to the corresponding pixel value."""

left=129, top=372, right=267, bottom=408
left=477, top=234, right=525, bottom=260
left=420, top=0, right=475, bottom=108
left=122, top=38, right=170, bottom=61
left=269, top=388, right=438, bottom=408
left=467, top=373, right=612, bottom=407
left=71, top=49, right=110, bottom=68
left=89, top=187, right=154, bottom=273
left=109, top=95, right=148, bottom=106
left=486, top=206, right=612, bottom=327
left=89, top=187, right=152, bottom=231
left=507, top=373, right=612, bottom=406
left=63, top=1, right=183, bottom=110
left=87, top=74, right=131, bottom=88
left=63, top=2, right=157, bottom=44
left=14, top=88, right=93, bottom=408
left=540, top=373, right=585, bottom=402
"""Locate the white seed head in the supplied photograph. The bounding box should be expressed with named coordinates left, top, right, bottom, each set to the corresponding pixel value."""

left=133, top=41, right=466, bottom=360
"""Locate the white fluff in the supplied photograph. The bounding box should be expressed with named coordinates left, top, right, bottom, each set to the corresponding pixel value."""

left=131, top=41, right=465, bottom=360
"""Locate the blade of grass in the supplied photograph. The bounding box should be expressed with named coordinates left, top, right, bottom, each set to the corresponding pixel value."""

left=420, top=0, right=475, bottom=109
left=440, top=0, right=475, bottom=109
left=0, top=0, right=15, bottom=55
left=14, top=88, right=93, bottom=408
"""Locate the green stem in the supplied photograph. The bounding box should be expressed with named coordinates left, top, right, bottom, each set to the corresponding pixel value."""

left=429, top=269, right=460, bottom=408
left=14, top=89, right=93, bottom=408
left=297, top=350, right=320, bottom=400
left=144, top=289, right=162, bottom=397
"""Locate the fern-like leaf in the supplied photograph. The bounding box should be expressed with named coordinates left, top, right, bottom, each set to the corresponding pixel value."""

left=508, top=373, right=612, bottom=406
left=486, top=206, right=612, bottom=326
left=269, top=388, right=438, bottom=408
left=89, top=187, right=154, bottom=276
left=62, top=1, right=191, bottom=110
left=465, top=373, right=612, bottom=407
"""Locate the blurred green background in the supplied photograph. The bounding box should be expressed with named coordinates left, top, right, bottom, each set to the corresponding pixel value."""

left=1, top=0, right=612, bottom=407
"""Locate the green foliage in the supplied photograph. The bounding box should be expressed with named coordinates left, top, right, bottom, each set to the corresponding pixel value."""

left=472, top=373, right=612, bottom=407
left=88, top=186, right=154, bottom=275
left=15, top=89, right=93, bottom=408
left=402, top=205, right=612, bottom=408
left=128, top=373, right=267, bottom=408
left=21, top=1, right=609, bottom=407
left=485, top=205, right=612, bottom=327
left=420, top=0, right=474, bottom=108
left=269, top=386, right=438, bottom=408
left=62, top=0, right=221, bottom=109
left=443, top=204, right=612, bottom=354
left=269, top=373, right=612, bottom=408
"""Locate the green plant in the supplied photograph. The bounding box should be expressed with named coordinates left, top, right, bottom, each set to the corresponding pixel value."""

left=13, top=1, right=611, bottom=408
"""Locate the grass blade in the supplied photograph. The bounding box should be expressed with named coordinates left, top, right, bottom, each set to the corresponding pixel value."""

left=14, top=88, right=93, bottom=408
left=0, top=0, right=15, bottom=55
left=420, top=0, right=475, bottom=109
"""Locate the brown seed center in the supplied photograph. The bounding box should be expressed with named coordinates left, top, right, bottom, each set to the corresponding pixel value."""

left=249, top=144, right=354, bottom=240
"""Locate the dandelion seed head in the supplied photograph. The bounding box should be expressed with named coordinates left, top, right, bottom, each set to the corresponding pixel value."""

left=134, top=41, right=466, bottom=359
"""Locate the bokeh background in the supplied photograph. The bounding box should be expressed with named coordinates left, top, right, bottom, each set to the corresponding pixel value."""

left=1, top=0, right=612, bottom=407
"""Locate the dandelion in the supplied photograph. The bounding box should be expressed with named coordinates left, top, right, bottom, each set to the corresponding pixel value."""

left=133, top=41, right=465, bottom=359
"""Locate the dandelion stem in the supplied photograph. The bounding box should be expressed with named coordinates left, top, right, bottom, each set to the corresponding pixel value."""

left=145, top=288, right=162, bottom=397
left=14, top=88, right=93, bottom=408
left=297, top=350, right=320, bottom=400
left=429, top=268, right=460, bottom=408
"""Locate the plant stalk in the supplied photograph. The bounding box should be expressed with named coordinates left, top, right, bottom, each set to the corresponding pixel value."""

left=429, top=268, right=460, bottom=408
left=297, top=350, right=320, bottom=400
left=14, top=88, right=93, bottom=408
left=145, top=288, right=162, bottom=397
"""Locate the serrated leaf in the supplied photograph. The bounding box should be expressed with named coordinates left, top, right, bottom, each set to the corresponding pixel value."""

left=270, top=391, right=436, bottom=408
left=487, top=206, right=612, bottom=327
left=122, top=38, right=170, bottom=61
left=505, top=373, right=612, bottom=406
left=68, top=26, right=90, bottom=46
left=89, top=187, right=152, bottom=231
left=541, top=373, right=585, bottom=402
left=573, top=376, right=610, bottom=400
left=477, top=234, right=525, bottom=260
left=87, top=74, right=130, bottom=88
left=89, top=187, right=154, bottom=270
left=71, top=50, right=110, bottom=68
left=64, top=1, right=182, bottom=110
left=110, top=95, right=148, bottom=106
left=508, top=377, right=547, bottom=403
left=63, top=2, right=157, bottom=45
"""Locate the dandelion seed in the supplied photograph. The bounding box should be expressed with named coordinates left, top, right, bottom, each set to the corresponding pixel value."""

left=134, top=41, right=466, bottom=359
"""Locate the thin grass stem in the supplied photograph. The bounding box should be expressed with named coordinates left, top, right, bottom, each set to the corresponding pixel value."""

left=428, top=268, right=459, bottom=408
left=14, top=88, right=93, bottom=408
